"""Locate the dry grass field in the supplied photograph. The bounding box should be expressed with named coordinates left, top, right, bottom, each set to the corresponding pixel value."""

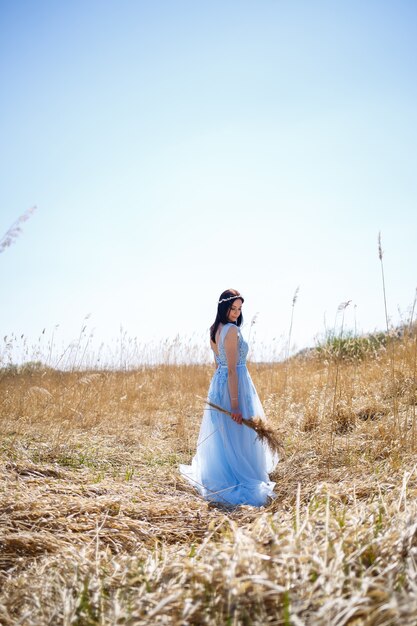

left=1, top=328, right=417, bottom=625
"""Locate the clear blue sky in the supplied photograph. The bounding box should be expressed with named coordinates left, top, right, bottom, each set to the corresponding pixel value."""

left=1, top=0, right=416, bottom=365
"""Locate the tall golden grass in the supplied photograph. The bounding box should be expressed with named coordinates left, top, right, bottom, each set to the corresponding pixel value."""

left=1, top=323, right=417, bottom=624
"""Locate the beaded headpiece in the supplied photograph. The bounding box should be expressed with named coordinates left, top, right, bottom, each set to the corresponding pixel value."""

left=218, top=294, right=243, bottom=304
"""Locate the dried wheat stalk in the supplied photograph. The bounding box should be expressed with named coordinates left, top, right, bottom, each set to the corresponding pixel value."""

left=199, top=396, right=284, bottom=457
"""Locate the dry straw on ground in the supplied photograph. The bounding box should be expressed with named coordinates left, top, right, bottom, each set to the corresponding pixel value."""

left=1, top=326, right=417, bottom=624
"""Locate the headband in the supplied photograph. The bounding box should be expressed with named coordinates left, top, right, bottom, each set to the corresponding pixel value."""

left=218, top=295, right=243, bottom=304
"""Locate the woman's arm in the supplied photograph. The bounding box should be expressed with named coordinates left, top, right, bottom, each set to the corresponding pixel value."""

left=224, top=326, right=242, bottom=423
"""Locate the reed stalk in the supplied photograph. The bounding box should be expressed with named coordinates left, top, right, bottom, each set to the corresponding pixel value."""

left=408, top=288, right=417, bottom=334
left=0, top=206, right=37, bottom=254
left=410, top=288, right=417, bottom=451
left=247, top=312, right=258, bottom=347
left=328, top=300, right=351, bottom=462
left=281, top=287, right=299, bottom=416
left=378, top=232, right=399, bottom=433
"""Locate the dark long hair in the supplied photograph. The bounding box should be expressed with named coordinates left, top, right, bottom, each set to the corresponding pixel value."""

left=210, top=289, right=244, bottom=343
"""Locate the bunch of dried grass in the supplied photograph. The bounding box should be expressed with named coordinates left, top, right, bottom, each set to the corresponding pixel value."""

left=200, top=396, right=284, bottom=457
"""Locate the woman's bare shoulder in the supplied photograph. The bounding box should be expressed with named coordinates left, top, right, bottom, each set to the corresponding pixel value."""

left=223, top=324, right=238, bottom=342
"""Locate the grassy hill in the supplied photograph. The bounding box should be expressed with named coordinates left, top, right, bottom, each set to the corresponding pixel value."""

left=1, top=328, right=417, bottom=625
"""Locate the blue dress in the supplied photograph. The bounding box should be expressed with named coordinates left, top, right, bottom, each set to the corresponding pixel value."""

left=180, top=323, right=278, bottom=507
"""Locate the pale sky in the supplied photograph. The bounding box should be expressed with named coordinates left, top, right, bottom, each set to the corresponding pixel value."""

left=1, top=0, right=416, bottom=366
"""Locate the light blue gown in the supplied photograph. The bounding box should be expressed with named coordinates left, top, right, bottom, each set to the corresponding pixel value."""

left=180, top=323, right=278, bottom=507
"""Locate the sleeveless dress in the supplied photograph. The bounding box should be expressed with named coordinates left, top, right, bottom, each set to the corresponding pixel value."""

left=180, top=323, right=278, bottom=507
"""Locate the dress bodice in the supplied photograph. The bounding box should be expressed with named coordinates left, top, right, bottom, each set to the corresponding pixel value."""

left=213, top=323, right=248, bottom=367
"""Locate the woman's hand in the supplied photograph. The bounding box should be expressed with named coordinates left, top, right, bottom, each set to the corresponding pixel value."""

left=231, top=411, right=243, bottom=425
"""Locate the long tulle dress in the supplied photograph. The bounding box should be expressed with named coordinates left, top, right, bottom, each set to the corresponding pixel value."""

left=180, top=323, right=278, bottom=507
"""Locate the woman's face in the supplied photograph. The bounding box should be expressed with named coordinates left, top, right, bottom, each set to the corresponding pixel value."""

left=227, top=299, right=243, bottom=323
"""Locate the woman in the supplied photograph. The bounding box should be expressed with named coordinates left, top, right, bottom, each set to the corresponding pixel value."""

left=180, top=289, right=278, bottom=507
